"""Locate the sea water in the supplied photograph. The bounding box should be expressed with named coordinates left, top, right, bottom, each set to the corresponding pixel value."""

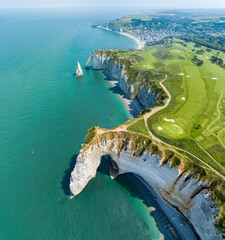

left=0, top=8, right=198, bottom=240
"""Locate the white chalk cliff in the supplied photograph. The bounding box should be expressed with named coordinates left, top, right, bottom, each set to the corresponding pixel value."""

left=70, top=136, right=223, bottom=240
left=86, top=51, right=158, bottom=108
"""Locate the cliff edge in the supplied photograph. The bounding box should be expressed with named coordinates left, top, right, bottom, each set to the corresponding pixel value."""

left=86, top=50, right=160, bottom=109
left=70, top=129, right=223, bottom=240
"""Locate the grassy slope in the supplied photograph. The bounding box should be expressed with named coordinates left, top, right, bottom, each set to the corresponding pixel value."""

left=127, top=119, right=150, bottom=137
left=141, top=48, right=158, bottom=69
left=146, top=41, right=225, bottom=173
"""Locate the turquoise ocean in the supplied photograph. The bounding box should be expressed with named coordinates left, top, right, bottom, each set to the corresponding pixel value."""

left=0, top=8, right=198, bottom=240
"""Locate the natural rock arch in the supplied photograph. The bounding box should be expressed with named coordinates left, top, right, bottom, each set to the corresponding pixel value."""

left=69, top=138, right=222, bottom=239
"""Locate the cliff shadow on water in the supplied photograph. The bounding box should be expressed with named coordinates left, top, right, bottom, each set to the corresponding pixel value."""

left=61, top=154, right=78, bottom=196
left=98, top=156, right=199, bottom=240
left=116, top=173, right=185, bottom=240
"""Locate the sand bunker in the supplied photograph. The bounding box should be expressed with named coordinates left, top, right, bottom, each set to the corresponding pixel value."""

left=164, top=118, right=175, bottom=123
left=205, top=56, right=209, bottom=59
left=181, top=97, right=186, bottom=101
left=143, top=65, right=151, bottom=68
left=186, top=76, right=190, bottom=78
left=158, top=126, right=163, bottom=131
left=179, top=73, right=184, bottom=76
left=212, top=77, right=217, bottom=80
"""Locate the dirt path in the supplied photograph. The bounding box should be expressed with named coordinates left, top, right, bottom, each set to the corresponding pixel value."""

left=96, top=74, right=225, bottom=180
left=142, top=75, right=225, bottom=180
left=143, top=74, right=170, bottom=142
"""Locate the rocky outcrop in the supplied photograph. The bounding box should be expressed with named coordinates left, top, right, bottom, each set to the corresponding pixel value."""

left=85, top=55, right=93, bottom=69
left=76, top=62, right=83, bottom=77
left=86, top=51, right=158, bottom=108
left=70, top=136, right=223, bottom=240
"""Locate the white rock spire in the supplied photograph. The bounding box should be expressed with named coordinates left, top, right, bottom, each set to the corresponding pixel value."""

left=76, top=62, right=83, bottom=77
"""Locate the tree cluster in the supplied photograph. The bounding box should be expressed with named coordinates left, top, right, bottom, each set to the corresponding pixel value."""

left=192, top=55, right=204, bottom=66
left=210, top=56, right=225, bottom=68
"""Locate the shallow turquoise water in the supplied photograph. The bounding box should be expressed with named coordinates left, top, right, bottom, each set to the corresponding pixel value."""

left=0, top=9, right=198, bottom=240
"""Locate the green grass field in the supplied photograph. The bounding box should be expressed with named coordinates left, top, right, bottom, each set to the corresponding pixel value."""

left=141, top=41, right=225, bottom=230
left=144, top=40, right=225, bottom=173
left=127, top=119, right=150, bottom=137
left=141, top=48, right=158, bottom=69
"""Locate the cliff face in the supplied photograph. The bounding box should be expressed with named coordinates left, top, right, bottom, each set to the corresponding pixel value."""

left=70, top=136, right=223, bottom=240
left=86, top=52, right=158, bottom=108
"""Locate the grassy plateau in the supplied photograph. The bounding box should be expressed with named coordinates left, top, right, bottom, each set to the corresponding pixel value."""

left=144, top=40, right=225, bottom=231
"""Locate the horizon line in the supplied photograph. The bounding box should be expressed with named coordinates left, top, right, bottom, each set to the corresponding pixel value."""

left=1, top=6, right=225, bottom=9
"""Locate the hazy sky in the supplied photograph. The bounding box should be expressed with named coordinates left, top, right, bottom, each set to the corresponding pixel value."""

left=0, top=0, right=225, bottom=8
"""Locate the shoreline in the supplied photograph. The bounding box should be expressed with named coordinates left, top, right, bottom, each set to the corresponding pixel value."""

left=97, top=26, right=146, bottom=50
left=131, top=174, right=200, bottom=240
left=108, top=80, right=143, bottom=118
left=102, top=71, right=143, bottom=118
left=95, top=25, right=146, bottom=116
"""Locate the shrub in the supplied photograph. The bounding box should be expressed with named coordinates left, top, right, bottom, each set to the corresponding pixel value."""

left=170, top=156, right=181, bottom=168
left=140, top=108, right=151, bottom=115
left=85, top=127, right=97, bottom=144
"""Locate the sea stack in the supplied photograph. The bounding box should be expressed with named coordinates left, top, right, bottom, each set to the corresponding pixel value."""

left=76, top=62, right=83, bottom=77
